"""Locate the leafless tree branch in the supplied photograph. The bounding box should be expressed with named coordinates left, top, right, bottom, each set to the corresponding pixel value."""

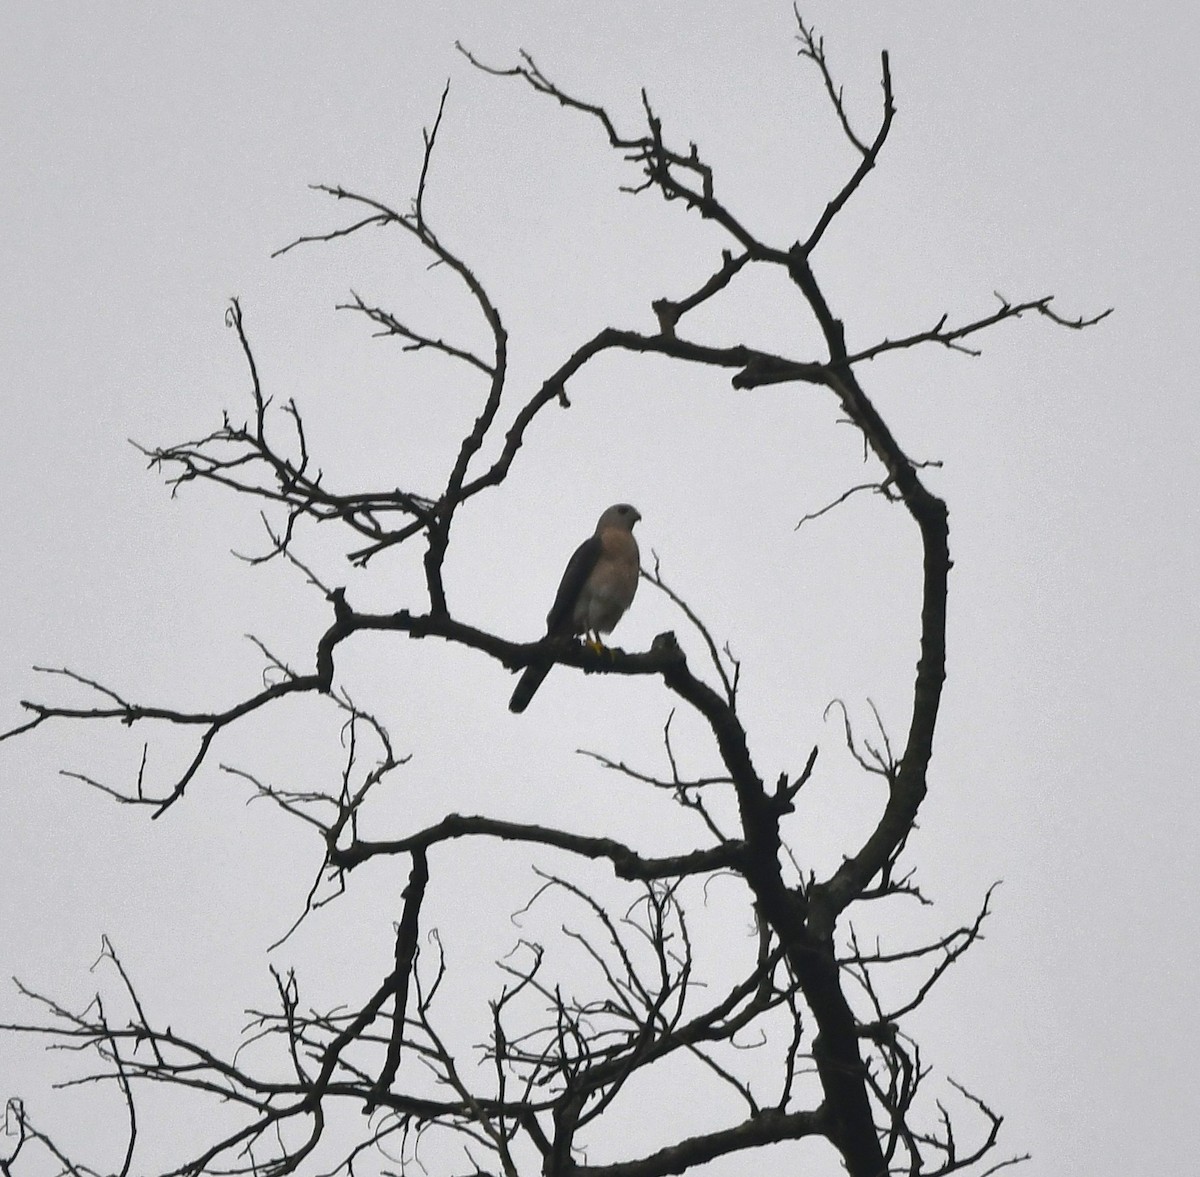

left=1, top=16, right=1108, bottom=1177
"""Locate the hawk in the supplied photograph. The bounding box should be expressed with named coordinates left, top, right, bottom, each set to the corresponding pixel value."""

left=509, top=503, right=641, bottom=713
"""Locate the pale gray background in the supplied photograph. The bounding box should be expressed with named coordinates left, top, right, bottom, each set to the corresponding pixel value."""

left=1, top=2, right=1197, bottom=1174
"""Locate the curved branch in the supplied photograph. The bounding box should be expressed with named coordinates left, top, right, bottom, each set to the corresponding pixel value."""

left=366, top=849, right=429, bottom=1112
left=332, top=813, right=743, bottom=881
left=572, top=1106, right=826, bottom=1177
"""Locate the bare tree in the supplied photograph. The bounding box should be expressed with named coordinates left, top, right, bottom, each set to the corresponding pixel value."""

left=1, top=16, right=1107, bottom=1177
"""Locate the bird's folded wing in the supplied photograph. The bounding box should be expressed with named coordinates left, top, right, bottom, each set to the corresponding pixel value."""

left=545, top=534, right=602, bottom=635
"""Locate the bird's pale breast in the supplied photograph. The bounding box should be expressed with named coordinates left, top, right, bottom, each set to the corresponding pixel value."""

left=572, top=526, right=639, bottom=634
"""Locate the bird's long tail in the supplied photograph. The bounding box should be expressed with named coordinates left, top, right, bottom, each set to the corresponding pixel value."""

left=509, top=662, right=552, bottom=713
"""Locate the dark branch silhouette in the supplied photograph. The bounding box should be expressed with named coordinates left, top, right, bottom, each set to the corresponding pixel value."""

left=1, top=12, right=1106, bottom=1177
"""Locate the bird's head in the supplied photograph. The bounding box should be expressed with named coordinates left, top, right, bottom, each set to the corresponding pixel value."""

left=598, top=503, right=641, bottom=532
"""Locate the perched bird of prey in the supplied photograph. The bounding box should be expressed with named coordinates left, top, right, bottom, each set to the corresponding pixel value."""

left=509, top=503, right=642, bottom=713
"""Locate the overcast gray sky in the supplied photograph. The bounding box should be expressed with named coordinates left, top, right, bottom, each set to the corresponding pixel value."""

left=2, top=2, right=1197, bottom=1174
